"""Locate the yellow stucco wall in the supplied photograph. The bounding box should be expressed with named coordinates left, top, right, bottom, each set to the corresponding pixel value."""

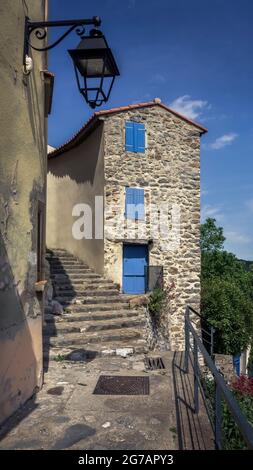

left=0, top=1, right=47, bottom=424
left=47, top=124, right=105, bottom=274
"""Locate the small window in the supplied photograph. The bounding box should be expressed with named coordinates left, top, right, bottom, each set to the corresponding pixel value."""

left=125, top=121, right=145, bottom=153
left=125, top=187, right=145, bottom=220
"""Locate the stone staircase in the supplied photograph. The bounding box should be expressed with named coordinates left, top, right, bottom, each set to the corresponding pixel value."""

left=44, top=249, right=148, bottom=361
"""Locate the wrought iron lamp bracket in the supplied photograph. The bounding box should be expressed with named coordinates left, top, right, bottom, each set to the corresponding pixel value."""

left=23, top=15, right=101, bottom=72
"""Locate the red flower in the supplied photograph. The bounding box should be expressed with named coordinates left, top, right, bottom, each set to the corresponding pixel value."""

left=231, top=375, right=253, bottom=396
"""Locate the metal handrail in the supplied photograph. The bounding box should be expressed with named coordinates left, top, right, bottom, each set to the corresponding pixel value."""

left=187, top=305, right=215, bottom=357
left=184, top=306, right=253, bottom=449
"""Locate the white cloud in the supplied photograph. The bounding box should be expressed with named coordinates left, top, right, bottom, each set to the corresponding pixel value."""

left=225, top=231, right=251, bottom=245
left=169, top=95, right=210, bottom=120
left=201, top=204, right=224, bottom=222
left=208, top=133, right=238, bottom=150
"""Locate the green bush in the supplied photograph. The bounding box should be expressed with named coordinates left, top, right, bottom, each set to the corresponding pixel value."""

left=148, top=287, right=167, bottom=316
left=201, top=276, right=253, bottom=355
left=222, top=391, right=253, bottom=449
left=201, top=374, right=253, bottom=449
left=200, top=218, right=253, bottom=356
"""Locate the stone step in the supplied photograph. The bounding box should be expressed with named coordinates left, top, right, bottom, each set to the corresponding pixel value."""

left=52, top=283, right=117, bottom=292
left=46, top=257, right=78, bottom=263
left=53, top=289, right=119, bottom=297
left=63, top=303, right=131, bottom=313
left=55, top=296, right=129, bottom=306
left=48, top=257, right=87, bottom=264
left=45, top=248, right=149, bottom=362
left=43, top=339, right=148, bottom=361
left=50, top=266, right=91, bottom=273
left=81, top=280, right=118, bottom=288
left=46, top=249, right=68, bottom=253
left=82, top=295, right=129, bottom=305
left=45, top=309, right=141, bottom=323
left=44, top=317, right=145, bottom=335
left=49, top=261, right=89, bottom=269
left=46, top=251, right=72, bottom=258
left=50, top=273, right=101, bottom=280
left=43, top=328, right=143, bottom=347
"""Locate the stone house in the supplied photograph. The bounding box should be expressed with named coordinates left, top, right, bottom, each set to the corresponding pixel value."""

left=0, top=0, right=53, bottom=424
left=47, top=98, right=207, bottom=350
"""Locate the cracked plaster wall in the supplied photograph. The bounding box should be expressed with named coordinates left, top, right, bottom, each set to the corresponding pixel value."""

left=0, top=0, right=47, bottom=424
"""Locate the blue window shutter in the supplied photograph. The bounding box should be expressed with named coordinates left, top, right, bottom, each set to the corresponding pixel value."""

left=134, top=188, right=144, bottom=219
left=125, top=187, right=134, bottom=218
left=125, top=122, right=134, bottom=151
left=125, top=121, right=145, bottom=153
left=135, top=123, right=145, bottom=153
left=125, top=187, right=144, bottom=220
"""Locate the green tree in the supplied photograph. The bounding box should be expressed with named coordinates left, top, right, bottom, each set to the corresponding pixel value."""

left=200, top=218, right=253, bottom=355
left=201, top=276, right=253, bottom=355
left=200, top=217, right=225, bottom=252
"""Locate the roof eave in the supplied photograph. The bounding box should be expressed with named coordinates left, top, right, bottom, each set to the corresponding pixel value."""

left=48, top=100, right=207, bottom=159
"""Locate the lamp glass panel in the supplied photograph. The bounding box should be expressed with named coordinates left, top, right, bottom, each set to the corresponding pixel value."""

left=77, top=57, right=111, bottom=77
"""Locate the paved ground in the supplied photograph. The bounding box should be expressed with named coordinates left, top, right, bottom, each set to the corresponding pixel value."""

left=0, top=352, right=214, bottom=450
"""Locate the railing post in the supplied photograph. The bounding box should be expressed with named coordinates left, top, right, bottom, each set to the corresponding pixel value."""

left=194, top=337, right=199, bottom=414
left=184, top=307, right=190, bottom=373
left=211, top=326, right=215, bottom=359
left=215, top=382, right=222, bottom=449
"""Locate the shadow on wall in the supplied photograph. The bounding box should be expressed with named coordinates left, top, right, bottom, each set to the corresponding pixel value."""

left=0, top=230, right=39, bottom=429
left=43, top=249, right=77, bottom=372
left=48, top=123, right=103, bottom=185
left=43, top=250, right=99, bottom=371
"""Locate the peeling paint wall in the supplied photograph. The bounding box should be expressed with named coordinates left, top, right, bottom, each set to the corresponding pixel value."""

left=0, top=1, right=47, bottom=424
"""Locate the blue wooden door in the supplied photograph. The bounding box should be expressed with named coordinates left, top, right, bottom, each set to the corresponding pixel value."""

left=123, top=244, right=148, bottom=294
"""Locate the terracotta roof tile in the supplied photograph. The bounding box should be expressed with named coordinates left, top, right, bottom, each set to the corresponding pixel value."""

left=48, top=99, right=207, bottom=159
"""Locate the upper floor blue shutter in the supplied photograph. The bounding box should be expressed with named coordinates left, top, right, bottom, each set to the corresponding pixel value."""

left=135, top=123, right=145, bottom=153
left=125, top=187, right=145, bottom=220
left=125, top=121, right=145, bottom=153
left=125, top=122, right=134, bottom=151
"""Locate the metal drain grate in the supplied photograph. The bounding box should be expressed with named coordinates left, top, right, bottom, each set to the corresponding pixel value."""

left=145, top=356, right=165, bottom=371
left=93, top=375, right=150, bottom=395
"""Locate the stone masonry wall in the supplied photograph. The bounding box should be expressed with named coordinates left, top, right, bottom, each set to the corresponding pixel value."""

left=103, top=104, right=202, bottom=351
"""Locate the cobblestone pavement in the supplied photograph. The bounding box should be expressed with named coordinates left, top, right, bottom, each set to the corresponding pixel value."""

left=0, top=352, right=214, bottom=450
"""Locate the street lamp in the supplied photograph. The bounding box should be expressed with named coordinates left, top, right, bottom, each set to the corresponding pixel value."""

left=23, top=16, right=119, bottom=108
left=68, top=29, right=119, bottom=108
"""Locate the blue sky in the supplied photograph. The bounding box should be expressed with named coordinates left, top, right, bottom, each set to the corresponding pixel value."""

left=48, top=0, right=253, bottom=260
